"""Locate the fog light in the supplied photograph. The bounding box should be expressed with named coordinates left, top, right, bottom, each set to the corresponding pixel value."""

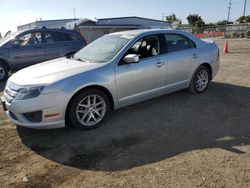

left=9, top=111, right=18, bottom=120
left=23, top=111, right=42, bottom=122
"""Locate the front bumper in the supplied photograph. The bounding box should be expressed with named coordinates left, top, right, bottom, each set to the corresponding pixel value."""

left=1, top=92, right=66, bottom=129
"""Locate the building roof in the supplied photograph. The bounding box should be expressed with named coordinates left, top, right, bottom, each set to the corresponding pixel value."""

left=66, top=18, right=96, bottom=29
left=97, top=16, right=169, bottom=24
left=17, top=18, right=77, bottom=30
left=18, top=16, right=170, bottom=31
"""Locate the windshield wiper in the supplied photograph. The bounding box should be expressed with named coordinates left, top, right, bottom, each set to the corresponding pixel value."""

left=73, top=57, right=90, bottom=63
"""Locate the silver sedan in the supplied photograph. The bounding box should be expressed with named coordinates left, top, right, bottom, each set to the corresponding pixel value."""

left=1, top=29, right=219, bottom=129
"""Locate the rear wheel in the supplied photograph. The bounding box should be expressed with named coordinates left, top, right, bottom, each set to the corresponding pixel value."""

left=0, top=62, right=9, bottom=82
left=188, top=66, right=210, bottom=94
left=67, top=89, right=110, bottom=130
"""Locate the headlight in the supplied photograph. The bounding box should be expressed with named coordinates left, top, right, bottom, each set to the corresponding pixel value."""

left=15, top=86, right=45, bottom=100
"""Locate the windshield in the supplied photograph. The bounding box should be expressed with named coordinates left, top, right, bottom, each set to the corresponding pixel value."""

left=74, top=34, right=134, bottom=63
left=0, top=32, right=19, bottom=45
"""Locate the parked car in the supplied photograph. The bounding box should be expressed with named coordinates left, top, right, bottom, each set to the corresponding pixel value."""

left=1, top=29, right=220, bottom=130
left=0, top=27, right=87, bottom=81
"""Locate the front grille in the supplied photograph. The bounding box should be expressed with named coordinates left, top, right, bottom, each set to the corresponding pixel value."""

left=3, top=82, right=22, bottom=103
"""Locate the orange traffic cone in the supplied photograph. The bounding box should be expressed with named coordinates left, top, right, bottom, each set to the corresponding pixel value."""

left=223, top=41, right=229, bottom=53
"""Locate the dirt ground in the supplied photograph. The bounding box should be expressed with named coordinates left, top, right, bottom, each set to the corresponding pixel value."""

left=0, top=38, right=250, bottom=188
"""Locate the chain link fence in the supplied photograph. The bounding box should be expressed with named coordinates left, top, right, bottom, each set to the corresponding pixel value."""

left=177, top=23, right=250, bottom=38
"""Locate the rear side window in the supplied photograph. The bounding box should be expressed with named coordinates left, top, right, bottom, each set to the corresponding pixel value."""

left=44, top=32, right=55, bottom=43
left=54, top=32, right=72, bottom=42
left=69, top=34, right=80, bottom=41
left=165, top=34, right=196, bottom=53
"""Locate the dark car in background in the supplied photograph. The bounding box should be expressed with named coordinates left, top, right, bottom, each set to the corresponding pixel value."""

left=0, top=27, right=87, bottom=81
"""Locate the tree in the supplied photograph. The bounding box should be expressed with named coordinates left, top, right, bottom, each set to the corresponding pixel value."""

left=165, top=14, right=181, bottom=24
left=187, top=14, right=205, bottom=27
left=237, top=15, right=250, bottom=23
left=187, top=14, right=205, bottom=33
left=216, top=20, right=233, bottom=25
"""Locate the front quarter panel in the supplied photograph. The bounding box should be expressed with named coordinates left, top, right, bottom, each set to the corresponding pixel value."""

left=42, top=62, right=117, bottom=118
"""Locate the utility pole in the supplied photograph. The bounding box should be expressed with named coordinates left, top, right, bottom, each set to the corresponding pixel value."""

left=227, top=0, right=232, bottom=22
left=243, top=0, right=247, bottom=17
left=73, top=8, right=76, bottom=19
left=162, top=13, right=165, bottom=21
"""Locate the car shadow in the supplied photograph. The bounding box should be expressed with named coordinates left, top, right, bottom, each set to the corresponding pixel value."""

left=17, top=82, right=250, bottom=171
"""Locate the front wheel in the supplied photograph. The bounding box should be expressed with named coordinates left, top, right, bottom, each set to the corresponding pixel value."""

left=67, top=89, right=110, bottom=130
left=188, top=66, right=211, bottom=94
left=0, top=62, right=9, bottom=82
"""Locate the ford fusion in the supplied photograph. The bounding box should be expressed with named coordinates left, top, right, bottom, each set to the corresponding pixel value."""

left=1, top=29, right=219, bottom=130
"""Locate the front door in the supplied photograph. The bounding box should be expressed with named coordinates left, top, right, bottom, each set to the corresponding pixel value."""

left=9, top=31, right=46, bottom=69
left=115, top=35, right=167, bottom=107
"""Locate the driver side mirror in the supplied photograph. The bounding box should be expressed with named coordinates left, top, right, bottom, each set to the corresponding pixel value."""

left=11, top=39, right=21, bottom=48
left=123, top=54, right=139, bottom=64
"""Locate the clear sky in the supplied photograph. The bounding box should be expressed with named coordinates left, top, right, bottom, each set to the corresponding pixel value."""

left=0, top=0, right=249, bottom=35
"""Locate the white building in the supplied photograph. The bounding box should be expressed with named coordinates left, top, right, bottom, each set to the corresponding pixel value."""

left=67, top=16, right=170, bottom=43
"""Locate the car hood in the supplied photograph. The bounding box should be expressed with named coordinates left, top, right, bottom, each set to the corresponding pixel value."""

left=9, top=57, right=106, bottom=86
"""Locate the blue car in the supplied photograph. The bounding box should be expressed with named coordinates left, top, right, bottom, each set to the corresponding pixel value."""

left=0, top=27, right=87, bottom=81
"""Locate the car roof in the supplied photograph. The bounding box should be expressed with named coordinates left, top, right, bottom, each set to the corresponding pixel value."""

left=110, top=29, right=175, bottom=36
left=109, top=29, right=205, bottom=47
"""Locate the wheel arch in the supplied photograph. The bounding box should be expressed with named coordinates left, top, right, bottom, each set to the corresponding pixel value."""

left=65, top=85, right=115, bottom=125
left=0, top=58, right=10, bottom=70
left=200, top=63, right=212, bottom=80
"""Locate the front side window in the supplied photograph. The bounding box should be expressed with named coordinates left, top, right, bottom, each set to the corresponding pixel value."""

left=74, top=34, right=133, bottom=63
left=165, top=34, right=196, bottom=53
left=17, top=32, right=42, bottom=46
left=127, top=35, right=160, bottom=59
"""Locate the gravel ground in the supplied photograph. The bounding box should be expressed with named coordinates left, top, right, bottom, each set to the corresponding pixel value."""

left=0, top=38, right=250, bottom=188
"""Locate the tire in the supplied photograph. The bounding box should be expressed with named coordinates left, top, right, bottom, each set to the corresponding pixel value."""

left=67, top=88, right=110, bottom=130
left=0, top=62, right=9, bottom=82
left=188, top=66, right=211, bottom=94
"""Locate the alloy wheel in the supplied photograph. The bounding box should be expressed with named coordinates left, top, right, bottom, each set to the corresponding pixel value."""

left=0, top=65, right=5, bottom=80
left=195, top=69, right=209, bottom=92
left=76, top=95, right=106, bottom=127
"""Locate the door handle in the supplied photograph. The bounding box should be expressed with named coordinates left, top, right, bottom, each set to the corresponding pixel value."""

left=192, top=54, right=198, bottom=59
left=155, top=62, right=165, bottom=68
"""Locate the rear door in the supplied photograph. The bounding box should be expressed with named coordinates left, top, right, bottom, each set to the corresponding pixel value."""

left=164, top=33, right=198, bottom=89
left=9, top=31, right=46, bottom=69
left=44, top=31, right=83, bottom=61
left=43, top=32, right=62, bottom=60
